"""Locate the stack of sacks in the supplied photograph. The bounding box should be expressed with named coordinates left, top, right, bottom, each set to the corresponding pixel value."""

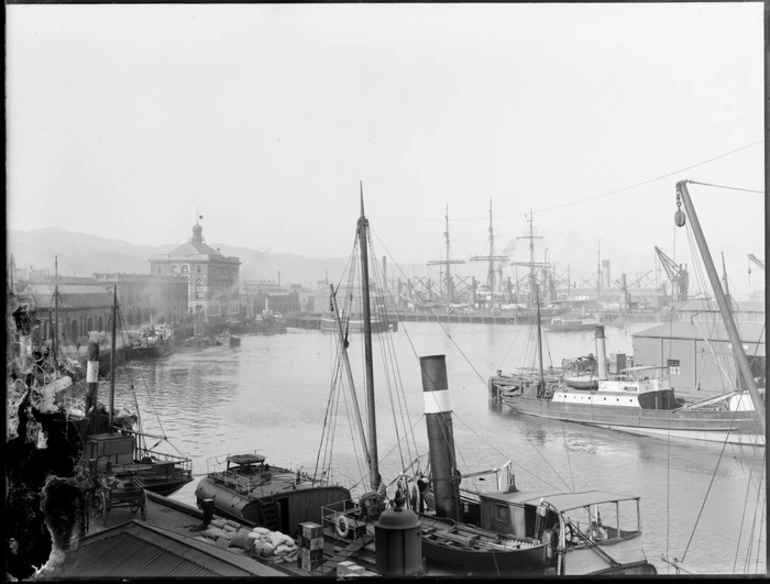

left=228, top=528, right=257, bottom=554
left=248, top=527, right=299, bottom=563
left=201, top=518, right=245, bottom=547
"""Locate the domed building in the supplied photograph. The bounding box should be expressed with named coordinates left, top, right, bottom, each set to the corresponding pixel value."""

left=149, top=220, right=241, bottom=323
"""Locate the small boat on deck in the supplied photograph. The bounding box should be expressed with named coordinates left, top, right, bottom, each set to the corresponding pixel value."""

left=563, top=374, right=599, bottom=390
left=418, top=513, right=546, bottom=574
left=194, top=452, right=350, bottom=534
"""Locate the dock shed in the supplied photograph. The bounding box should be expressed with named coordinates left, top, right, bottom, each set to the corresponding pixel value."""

left=631, top=321, right=765, bottom=395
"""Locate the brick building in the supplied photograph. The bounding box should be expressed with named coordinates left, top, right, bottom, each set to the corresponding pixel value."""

left=14, top=275, right=114, bottom=343
left=93, top=273, right=189, bottom=327
left=149, top=221, right=241, bottom=323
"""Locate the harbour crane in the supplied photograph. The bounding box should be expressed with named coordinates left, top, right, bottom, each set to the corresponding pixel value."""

left=747, top=254, right=765, bottom=271
left=654, top=246, right=689, bottom=301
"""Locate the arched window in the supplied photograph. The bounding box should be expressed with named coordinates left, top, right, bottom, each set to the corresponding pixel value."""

left=86, top=317, right=93, bottom=332
left=196, top=265, right=202, bottom=274
left=170, top=265, right=179, bottom=275
left=97, top=316, right=104, bottom=331
left=70, top=320, right=78, bottom=340
left=195, top=278, right=203, bottom=300
left=181, top=265, right=189, bottom=274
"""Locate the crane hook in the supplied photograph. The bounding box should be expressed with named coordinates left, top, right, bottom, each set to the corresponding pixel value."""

left=674, top=192, right=686, bottom=227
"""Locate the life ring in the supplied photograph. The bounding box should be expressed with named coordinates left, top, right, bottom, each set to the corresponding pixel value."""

left=335, top=514, right=350, bottom=538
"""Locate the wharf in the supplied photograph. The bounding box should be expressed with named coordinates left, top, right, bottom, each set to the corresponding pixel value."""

left=285, top=311, right=536, bottom=328
left=286, top=311, right=665, bottom=329
left=53, top=490, right=383, bottom=579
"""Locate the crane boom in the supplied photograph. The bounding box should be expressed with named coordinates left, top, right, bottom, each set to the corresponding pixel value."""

left=654, top=246, right=689, bottom=300
left=748, top=254, right=765, bottom=271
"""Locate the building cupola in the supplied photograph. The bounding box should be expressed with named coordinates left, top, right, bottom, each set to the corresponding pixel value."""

left=191, top=223, right=204, bottom=244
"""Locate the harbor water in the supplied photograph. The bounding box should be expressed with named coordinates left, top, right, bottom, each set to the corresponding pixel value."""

left=104, top=321, right=766, bottom=575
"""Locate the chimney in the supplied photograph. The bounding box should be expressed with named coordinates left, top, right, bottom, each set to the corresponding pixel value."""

left=602, top=260, right=611, bottom=288
left=420, top=354, right=460, bottom=521
left=595, top=325, right=607, bottom=379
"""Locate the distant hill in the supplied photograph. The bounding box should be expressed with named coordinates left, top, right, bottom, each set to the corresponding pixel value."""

left=8, top=227, right=625, bottom=296
left=7, top=227, right=416, bottom=288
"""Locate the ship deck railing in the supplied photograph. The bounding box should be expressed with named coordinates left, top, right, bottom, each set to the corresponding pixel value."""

left=320, top=499, right=369, bottom=538
left=134, top=447, right=192, bottom=472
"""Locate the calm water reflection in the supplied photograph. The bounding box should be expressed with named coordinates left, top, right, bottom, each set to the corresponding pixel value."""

left=101, top=322, right=765, bottom=575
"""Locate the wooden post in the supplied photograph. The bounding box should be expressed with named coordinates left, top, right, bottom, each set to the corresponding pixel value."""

left=109, top=285, right=117, bottom=431
left=86, top=342, right=100, bottom=434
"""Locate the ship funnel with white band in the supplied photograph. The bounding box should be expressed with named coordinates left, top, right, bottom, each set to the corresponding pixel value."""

left=595, top=325, right=607, bottom=379
left=420, top=354, right=460, bottom=521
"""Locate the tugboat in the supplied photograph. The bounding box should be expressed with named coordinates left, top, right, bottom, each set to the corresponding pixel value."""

left=127, top=324, right=174, bottom=359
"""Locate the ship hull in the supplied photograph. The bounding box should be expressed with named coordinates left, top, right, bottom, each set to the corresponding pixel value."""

left=546, top=324, right=598, bottom=332
left=419, top=514, right=548, bottom=575
left=320, top=316, right=391, bottom=333
left=227, top=322, right=287, bottom=335
left=500, top=396, right=764, bottom=446
left=194, top=476, right=350, bottom=533
left=127, top=340, right=174, bottom=359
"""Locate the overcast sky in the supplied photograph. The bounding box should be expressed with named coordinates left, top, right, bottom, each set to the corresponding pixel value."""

left=7, top=3, right=765, bottom=298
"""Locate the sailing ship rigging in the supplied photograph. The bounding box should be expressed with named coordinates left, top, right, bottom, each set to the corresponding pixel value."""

left=489, top=204, right=765, bottom=446
left=658, top=180, right=767, bottom=573
left=314, top=184, right=657, bottom=576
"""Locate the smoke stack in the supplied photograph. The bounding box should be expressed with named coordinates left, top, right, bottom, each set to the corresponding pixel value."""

left=602, top=260, right=611, bottom=289
left=420, top=354, right=460, bottom=521
left=278, top=271, right=281, bottom=286
left=595, top=325, right=607, bottom=379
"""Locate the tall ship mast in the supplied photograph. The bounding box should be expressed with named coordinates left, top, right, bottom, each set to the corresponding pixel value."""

left=427, top=205, right=465, bottom=312
left=470, top=198, right=508, bottom=310
left=510, top=210, right=549, bottom=309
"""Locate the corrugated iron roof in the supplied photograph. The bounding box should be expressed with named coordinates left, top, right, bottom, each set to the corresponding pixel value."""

left=675, top=299, right=765, bottom=313
left=21, top=284, right=114, bottom=310
left=47, top=520, right=287, bottom=578
left=480, top=489, right=640, bottom=510
left=634, top=320, right=765, bottom=344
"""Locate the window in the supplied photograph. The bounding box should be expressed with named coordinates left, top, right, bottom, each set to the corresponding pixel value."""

left=494, top=504, right=510, bottom=524
left=667, top=359, right=681, bottom=375
left=181, top=265, right=189, bottom=274
left=196, top=265, right=202, bottom=274
left=170, top=265, right=179, bottom=275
